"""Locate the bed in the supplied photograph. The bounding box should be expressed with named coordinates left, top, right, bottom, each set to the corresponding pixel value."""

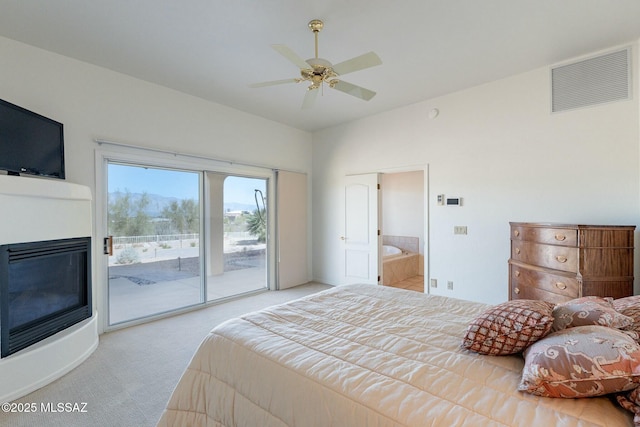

left=157, top=284, right=634, bottom=426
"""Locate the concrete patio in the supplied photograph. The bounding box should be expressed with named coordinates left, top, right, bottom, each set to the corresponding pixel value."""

left=108, top=239, right=267, bottom=324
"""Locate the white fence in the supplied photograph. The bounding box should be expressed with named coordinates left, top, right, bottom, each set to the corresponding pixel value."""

left=112, top=232, right=254, bottom=246
left=113, top=234, right=198, bottom=245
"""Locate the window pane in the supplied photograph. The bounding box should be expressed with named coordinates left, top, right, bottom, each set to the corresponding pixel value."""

left=107, top=163, right=201, bottom=324
left=206, top=174, right=267, bottom=300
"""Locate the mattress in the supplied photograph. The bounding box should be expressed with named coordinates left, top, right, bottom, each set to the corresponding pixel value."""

left=157, top=284, right=632, bottom=426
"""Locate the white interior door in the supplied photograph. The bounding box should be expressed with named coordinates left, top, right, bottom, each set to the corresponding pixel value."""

left=342, top=173, right=381, bottom=285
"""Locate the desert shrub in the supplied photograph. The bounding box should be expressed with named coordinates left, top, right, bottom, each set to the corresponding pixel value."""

left=116, top=247, right=140, bottom=264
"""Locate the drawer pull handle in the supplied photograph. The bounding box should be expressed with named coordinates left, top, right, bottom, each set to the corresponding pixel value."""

left=515, top=248, right=520, bottom=254
left=555, top=255, right=568, bottom=263
left=514, top=230, right=520, bottom=237
left=515, top=271, right=520, bottom=277
left=555, top=282, right=567, bottom=290
left=514, top=287, right=520, bottom=294
left=555, top=234, right=566, bottom=241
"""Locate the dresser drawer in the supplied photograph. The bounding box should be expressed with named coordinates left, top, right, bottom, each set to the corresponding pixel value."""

left=511, top=241, right=578, bottom=272
left=511, top=225, right=577, bottom=247
left=510, top=262, right=579, bottom=299
left=510, top=283, right=574, bottom=304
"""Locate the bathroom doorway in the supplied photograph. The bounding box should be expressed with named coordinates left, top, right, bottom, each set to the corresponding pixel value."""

left=381, top=169, right=425, bottom=292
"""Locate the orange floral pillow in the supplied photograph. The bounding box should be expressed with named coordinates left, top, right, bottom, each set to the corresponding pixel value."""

left=552, top=296, right=633, bottom=332
left=462, top=299, right=554, bottom=355
left=614, top=295, right=640, bottom=342
left=519, top=325, right=640, bottom=398
left=616, top=386, right=640, bottom=421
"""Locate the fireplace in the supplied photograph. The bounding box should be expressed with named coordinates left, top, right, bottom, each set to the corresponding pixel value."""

left=0, top=237, right=92, bottom=357
left=0, top=175, right=96, bottom=403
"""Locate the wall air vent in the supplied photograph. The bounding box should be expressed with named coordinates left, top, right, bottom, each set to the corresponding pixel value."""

left=551, top=48, right=631, bottom=113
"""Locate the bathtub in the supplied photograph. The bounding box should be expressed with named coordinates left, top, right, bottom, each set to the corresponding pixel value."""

left=383, top=244, right=403, bottom=260
left=382, top=245, right=419, bottom=285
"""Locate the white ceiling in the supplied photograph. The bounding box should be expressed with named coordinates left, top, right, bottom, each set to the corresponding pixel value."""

left=1, top=1, right=640, bottom=132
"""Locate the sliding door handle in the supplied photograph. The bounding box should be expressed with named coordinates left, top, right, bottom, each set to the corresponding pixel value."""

left=103, top=236, right=113, bottom=256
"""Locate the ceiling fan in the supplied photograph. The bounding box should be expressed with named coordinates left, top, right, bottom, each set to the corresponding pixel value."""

left=249, top=19, right=382, bottom=109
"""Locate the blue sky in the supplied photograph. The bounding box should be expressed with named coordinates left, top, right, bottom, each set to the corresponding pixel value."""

left=108, top=163, right=266, bottom=204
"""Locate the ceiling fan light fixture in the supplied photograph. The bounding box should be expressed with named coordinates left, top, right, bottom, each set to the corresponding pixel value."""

left=249, top=18, right=382, bottom=108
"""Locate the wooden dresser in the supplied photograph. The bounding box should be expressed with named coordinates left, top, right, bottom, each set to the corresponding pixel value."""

left=509, top=222, right=635, bottom=304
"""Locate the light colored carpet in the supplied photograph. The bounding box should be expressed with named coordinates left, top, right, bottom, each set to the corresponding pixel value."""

left=2, top=282, right=332, bottom=427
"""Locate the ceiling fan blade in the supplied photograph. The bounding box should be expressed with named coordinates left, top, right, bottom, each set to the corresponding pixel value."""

left=271, top=44, right=310, bottom=69
left=331, top=80, right=376, bottom=101
left=301, top=88, right=319, bottom=109
left=332, top=52, right=382, bottom=76
left=249, top=78, right=298, bottom=88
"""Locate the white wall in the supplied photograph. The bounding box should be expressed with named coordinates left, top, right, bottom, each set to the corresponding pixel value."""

left=0, top=36, right=312, bottom=318
left=312, top=43, right=640, bottom=304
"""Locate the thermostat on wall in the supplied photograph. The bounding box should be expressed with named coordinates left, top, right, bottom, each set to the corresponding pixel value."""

left=446, top=197, right=462, bottom=206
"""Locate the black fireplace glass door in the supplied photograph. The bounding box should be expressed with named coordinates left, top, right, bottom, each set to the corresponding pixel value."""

left=8, top=251, right=84, bottom=329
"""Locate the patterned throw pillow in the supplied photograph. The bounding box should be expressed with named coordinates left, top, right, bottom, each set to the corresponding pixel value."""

left=519, top=325, right=640, bottom=398
left=552, top=296, right=633, bottom=332
left=616, top=385, right=640, bottom=420
left=462, top=299, right=555, bottom=355
left=614, top=295, right=640, bottom=342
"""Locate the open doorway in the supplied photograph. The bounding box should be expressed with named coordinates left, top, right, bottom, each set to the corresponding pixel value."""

left=380, top=170, right=425, bottom=292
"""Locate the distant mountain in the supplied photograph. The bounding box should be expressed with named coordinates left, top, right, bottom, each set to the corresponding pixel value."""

left=223, top=202, right=258, bottom=213
left=108, top=191, right=257, bottom=217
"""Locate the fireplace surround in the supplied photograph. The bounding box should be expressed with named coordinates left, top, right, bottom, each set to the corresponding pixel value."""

left=0, top=174, right=97, bottom=402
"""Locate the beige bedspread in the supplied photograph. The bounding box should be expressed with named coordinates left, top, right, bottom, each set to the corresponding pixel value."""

left=157, top=284, right=632, bottom=426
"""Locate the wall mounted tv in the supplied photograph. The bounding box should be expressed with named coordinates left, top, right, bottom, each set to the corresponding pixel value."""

left=0, top=98, right=65, bottom=179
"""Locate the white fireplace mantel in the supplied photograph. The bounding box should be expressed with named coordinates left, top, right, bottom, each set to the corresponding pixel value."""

left=0, top=174, right=98, bottom=402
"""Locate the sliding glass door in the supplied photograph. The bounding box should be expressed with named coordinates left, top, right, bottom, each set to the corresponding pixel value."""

left=105, top=161, right=270, bottom=327
left=107, top=163, right=202, bottom=325
left=205, top=173, right=268, bottom=301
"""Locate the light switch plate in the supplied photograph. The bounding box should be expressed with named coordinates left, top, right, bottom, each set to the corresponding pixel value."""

left=454, top=226, right=467, bottom=235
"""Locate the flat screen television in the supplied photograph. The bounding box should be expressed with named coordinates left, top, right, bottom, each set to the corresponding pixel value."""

left=0, top=98, right=65, bottom=179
